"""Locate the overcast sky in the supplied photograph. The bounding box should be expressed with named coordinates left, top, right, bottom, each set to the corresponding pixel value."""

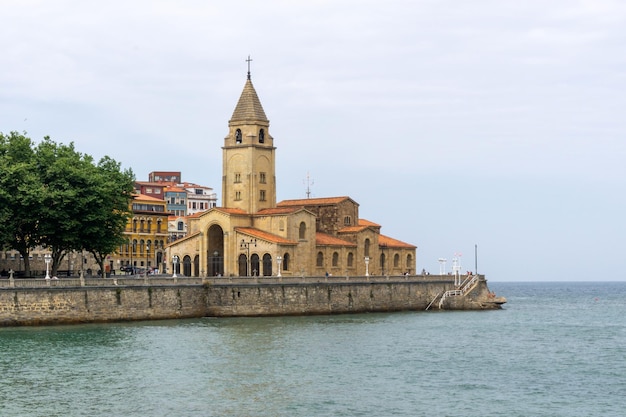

left=2, top=0, right=625, bottom=282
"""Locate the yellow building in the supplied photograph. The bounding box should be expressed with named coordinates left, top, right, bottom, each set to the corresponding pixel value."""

left=166, top=72, right=416, bottom=277
left=111, top=194, right=169, bottom=274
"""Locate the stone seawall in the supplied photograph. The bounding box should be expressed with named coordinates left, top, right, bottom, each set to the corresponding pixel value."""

left=0, top=276, right=503, bottom=326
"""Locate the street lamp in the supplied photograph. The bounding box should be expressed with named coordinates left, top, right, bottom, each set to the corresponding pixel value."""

left=212, top=251, right=220, bottom=277
left=44, top=253, right=52, bottom=280
left=172, top=255, right=179, bottom=278
left=364, top=256, right=370, bottom=277
left=240, top=238, right=256, bottom=276
left=146, top=241, right=151, bottom=275
left=380, top=243, right=388, bottom=275
left=276, top=255, right=282, bottom=277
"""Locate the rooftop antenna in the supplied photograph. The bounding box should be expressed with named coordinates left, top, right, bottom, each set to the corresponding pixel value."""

left=304, top=172, right=314, bottom=198
left=246, top=55, right=252, bottom=80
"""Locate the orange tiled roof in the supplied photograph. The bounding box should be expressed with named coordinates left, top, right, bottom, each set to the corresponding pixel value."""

left=278, top=196, right=353, bottom=207
left=339, top=225, right=368, bottom=233
left=164, top=185, right=187, bottom=193
left=316, top=232, right=357, bottom=247
left=133, top=193, right=165, bottom=202
left=338, top=219, right=380, bottom=234
left=256, top=207, right=301, bottom=215
left=235, top=227, right=297, bottom=245
left=214, top=207, right=249, bottom=215
left=359, top=219, right=380, bottom=227
left=379, top=234, right=417, bottom=249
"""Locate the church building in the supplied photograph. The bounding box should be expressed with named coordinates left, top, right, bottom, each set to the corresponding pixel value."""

left=165, top=70, right=416, bottom=277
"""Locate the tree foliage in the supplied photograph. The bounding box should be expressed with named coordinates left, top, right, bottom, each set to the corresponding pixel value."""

left=0, top=131, right=134, bottom=276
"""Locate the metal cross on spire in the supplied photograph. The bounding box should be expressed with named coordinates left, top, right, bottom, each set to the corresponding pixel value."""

left=246, top=55, right=253, bottom=80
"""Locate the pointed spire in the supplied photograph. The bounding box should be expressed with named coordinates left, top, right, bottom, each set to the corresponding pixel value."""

left=230, top=59, right=268, bottom=122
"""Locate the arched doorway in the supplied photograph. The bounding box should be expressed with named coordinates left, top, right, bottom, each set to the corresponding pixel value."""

left=183, top=255, right=192, bottom=277
left=208, top=224, right=224, bottom=277
left=238, top=253, right=247, bottom=276
left=251, top=254, right=260, bottom=276
left=262, top=254, right=272, bottom=276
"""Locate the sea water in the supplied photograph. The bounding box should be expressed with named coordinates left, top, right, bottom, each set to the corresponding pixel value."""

left=0, top=281, right=624, bottom=417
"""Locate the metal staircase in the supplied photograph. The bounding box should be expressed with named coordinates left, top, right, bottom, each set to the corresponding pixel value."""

left=435, top=274, right=479, bottom=309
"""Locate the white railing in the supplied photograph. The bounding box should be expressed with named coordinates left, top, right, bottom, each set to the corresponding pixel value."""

left=437, top=275, right=480, bottom=309
left=0, top=274, right=479, bottom=289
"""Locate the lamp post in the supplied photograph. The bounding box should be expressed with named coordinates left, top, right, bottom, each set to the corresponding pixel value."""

left=240, top=238, right=256, bottom=277
left=172, top=255, right=179, bottom=278
left=438, top=258, right=447, bottom=276
left=44, top=253, right=52, bottom=280
left=212, top=251, right=219, bottom=277
left=276, top=255, right=282, bottom=277
left=380, top=243, right=387, bottom=276
left=364, top=256, right=370, bottom=277
left=146, top=241, right=151, bottom=275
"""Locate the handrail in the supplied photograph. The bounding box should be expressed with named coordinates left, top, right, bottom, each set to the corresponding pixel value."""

left=425, top=292, right=442, bottom=311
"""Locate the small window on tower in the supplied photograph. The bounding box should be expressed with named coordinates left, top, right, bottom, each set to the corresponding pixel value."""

left=259, top=172, right=266, bottom=184
left=259, top=129, right=265, bottom=143
left=235, top=129, right=242, bottom=144
left=344, top=216, right=351, bottom=226
left=235, top=191, right=241, bottom=201
left=260, top=190, right=266, bottom=201
left=234, top=173, right=241, bottom=183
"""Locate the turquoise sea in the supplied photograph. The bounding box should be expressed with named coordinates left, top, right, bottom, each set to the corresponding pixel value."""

left=1, top=281, right=624, bottom=417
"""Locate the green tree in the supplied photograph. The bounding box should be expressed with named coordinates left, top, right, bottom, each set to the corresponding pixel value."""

left=0, top=132, right=42, bottom=276
left=0, top=132, right=135, bottom=277
left=35, top=138, right=97, bottom=276
left=81, top=156, right=134, bottom=276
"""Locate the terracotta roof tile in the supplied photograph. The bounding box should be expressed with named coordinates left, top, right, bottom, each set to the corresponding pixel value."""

left=235, top=227, right=297, bottom=245
left=316, top=232, right=357, bottom=247
left=256, top=207, right=300, bottom=215
left=338, top=225, right=368, bottom=233
left=359, top=219, right=381, bottom=227
left=214, top=207, right=248, bottom=215
left=278, top=196, right=352, bottom=207
left=379, top=234, right=417, bottom=249
left=133, top=193, right=165, bottom=202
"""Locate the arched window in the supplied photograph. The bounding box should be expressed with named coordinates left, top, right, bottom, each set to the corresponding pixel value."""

left=394, top=253, right=400, bottom=268
left=406, top=254, right=413, bottom=273
left=251, top=254, right=260, bottom=276
left=259, top=129, right=265, bottom=143
left=262, top=254, right=272, bottom=276
left=147, top=219, right=152, bottom=233
left=332, top=252, right=339, bottom=267
left=347, top=252, right=354, bottom=267
left=238, top=253, right=247, bottom=276
left=194, top=255, right=200, bottom=277
left=299, top=222, right=306, bottom=240
left=183, top=255, right=192, bottom=277
left=364, top=239, right=370, bottom=257
left=235, top=129, right=242, bottom=143
left=156, top=219, right=162, bottom=233
left=380, top=253, right=386, bottom=274
left=282, top=253, right=290, bottom=271
left=177, top=221, right=184, bottom=231
left=316, top=252, right=324, bottom=267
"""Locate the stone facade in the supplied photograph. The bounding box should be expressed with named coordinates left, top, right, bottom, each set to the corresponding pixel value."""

left=165, top=73, right=416, bottom=279
left=0, top=277, right=504, bottom=326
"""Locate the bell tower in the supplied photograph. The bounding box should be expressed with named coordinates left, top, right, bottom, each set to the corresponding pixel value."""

left=222, top=59, right=276, bottom=213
